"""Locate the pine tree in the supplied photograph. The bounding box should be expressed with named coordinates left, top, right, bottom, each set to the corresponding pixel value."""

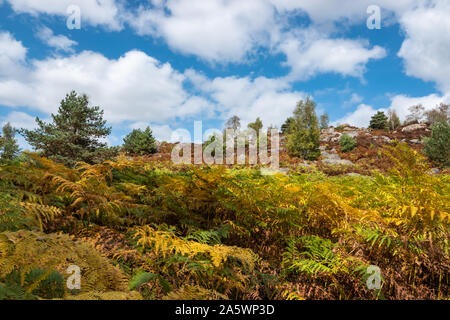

left=20, top=91, right=113, bottom=167
left=369, top=111, right=388, bottom=130
left=0, top=123, right=20, bottom=162
left=281, top=117, right=294, bottom=134
left=286, top=97, right=321, bottom=160
left=123, top=126, right=158, bottom=155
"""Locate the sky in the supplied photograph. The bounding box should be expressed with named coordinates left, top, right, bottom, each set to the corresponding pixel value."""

left=0, top=0, right=449, bottom=148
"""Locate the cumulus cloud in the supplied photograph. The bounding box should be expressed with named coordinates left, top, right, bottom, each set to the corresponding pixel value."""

left=0, top=31, right=27, bottom=78
left=36, top=26, right=78, bottom=52
left=398, top=1, right=450, bottom=92
left=129, top=0, right=276, bottom=63
left=4, top=0, right=123, bottom=30
left=279, top=35, right=386, bottom=80
left=0, top=48, right=211, bottom=124
left=333, top=93, right=450, bottom=127
left=186, top=71, right=304, bottom=127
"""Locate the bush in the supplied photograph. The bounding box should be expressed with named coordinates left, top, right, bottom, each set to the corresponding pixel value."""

left=123, top=126, right=158, bottom=155
left=423, top=121, right=450, bottom=167
left=339, top=134, right=357, bottom=152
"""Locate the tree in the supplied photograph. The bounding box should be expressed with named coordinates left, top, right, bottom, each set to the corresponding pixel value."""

left=405, top=104, right=425, bottom=124
left=225, top=116, right=241, bottom=131
left=387, top=109, right=401, bottom=131
left=423, top=121, right=450, bottom=167
left=0, top=123, right=20, bottom=162
left=369, top=111, right=388, bottom=130
left=281, top=117, right=294, bottom=134
left=320, top=113, right=329, bottom=130
left=286, top=97, right=321, bottom=160
left=123, top=126, right=158, bottom=155
left=425, top=103, right=449, bottom=124
left=20, top=91, right=113, bottom=167
left=247, top=117, right=263, bottom=134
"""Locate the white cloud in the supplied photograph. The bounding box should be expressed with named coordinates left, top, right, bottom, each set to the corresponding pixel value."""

left=0, top=31, right=27, bottom=78
left=36, top=26, right=78, bottom=52
left=129, top=122, right=178, bottom=142
left=333, top=93, right=450, bottom=127
left=388, top=93, right=449, bottom=121
left=129, top=0, right=276, bottom=63
left=0, top=111, right=37, bottom=130
left=279, top=34, right=386, bottom=80
left=332, top=104, right=384, bottom=128
left=5, top=0, right=123, bottom=30
left=0, top=48, right=210, bottom=124
left=187, top=71, right=304, bottom=127
left=398, top=1, right=450, bottom=92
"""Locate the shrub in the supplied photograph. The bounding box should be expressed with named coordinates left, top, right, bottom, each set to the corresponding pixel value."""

left=423, top=121, right=450, bottom=167
left=123, top=126, right=158, bottom=155
left=339, top=134, right=357, bottom=152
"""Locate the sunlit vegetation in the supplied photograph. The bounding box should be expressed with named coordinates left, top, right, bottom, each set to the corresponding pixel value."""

left=0, top=143, right=448, bottom=300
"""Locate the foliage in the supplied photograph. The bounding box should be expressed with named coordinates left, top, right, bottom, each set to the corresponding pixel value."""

left=387, top=110, right=401, bottom=131
left=0, top=123, right=20, bottom=162
left=20, top=91, right=113, bottom=167
left=247, top=117, right=263, bottom=134
left=281, top=117, right=294, bottom=134
left=406, top=104, right=425, bottom=124
left=339, top=133, right=357, bottom=152
left=0, top=143, right=448, bottom=300
left=320, top=113, right=329, bottom=130
left=423, top=121, right=450, bottom=167
left=369, top=111, right=388, bottom=130
left=425, top=103, right=449, bottom=124
left=225, top=116, right=241, bottom=131
left=286, top=97, right=321, bottom=160
left=123, top=126, right=158, bottom=155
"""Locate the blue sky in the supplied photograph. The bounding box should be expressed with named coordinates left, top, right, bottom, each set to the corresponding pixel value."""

left=0, top=0, right=449, bottom=148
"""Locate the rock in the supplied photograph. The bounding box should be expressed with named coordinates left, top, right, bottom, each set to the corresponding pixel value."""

left=431, top=168, right=440, bottom=175
left=321, top=150, right=354, bottom=166
left=323, top=158, right=354, bottom=166
left=319, top=145, right=326, bottom=151
left=380, top=136, right=391, bottom=143
left=343, top=131, right=359, bottom=138
left=409, top=139, right=423, bottom=144
left=402, top=123, right=427, bottom=132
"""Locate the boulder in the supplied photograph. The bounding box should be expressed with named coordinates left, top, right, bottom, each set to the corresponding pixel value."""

left=402, top=123, right=427, bottom=132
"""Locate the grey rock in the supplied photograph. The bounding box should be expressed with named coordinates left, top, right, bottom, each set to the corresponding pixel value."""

left=402, top=123, right=427, bottom=132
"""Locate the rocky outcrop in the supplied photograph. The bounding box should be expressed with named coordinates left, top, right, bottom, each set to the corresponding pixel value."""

left=321, top=150, right=354, bottom=166
left=402, top=123, right=427, bottom=132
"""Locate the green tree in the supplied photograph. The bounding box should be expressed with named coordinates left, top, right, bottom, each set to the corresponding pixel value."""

left=281, top=117, right=294, bottom=134
left=20, top=91, right=113, bottom=167
left=0, top=123, right=20, bottom=162
left=369, top=111, right=388, bottom=130
left=423, top=121, right=450, bottom=167
left=247, top=117, right=263, bottom=135
left=286, top=97, right=321, bottom=160
left=387, top=109, right=401, bottom=131
left=123, top=126, right=158, bottom=155
left=339, top=133, right=357, bottom=152
left=320, top=113, right=329, bottom=130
